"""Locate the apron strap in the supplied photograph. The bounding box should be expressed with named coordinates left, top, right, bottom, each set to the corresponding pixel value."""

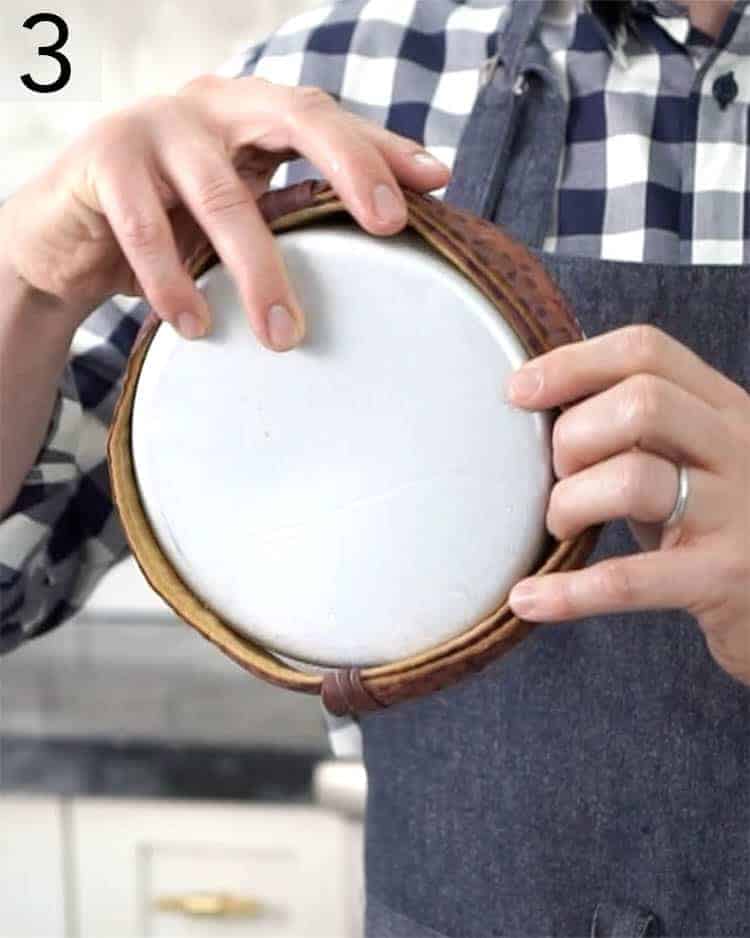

left=495, top=0, right=547, bottom=83
left=444, top=0, right=565, bottom=248
left=493, top=42, right=567, bottom=247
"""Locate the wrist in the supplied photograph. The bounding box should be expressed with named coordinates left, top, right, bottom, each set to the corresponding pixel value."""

left=0, top=245, right=80, bottom=515
left=0, top=192, right=94, bottom=333
left=0, top=248, right=81, bottom=344
left=0, top=265, right=83, bottom=402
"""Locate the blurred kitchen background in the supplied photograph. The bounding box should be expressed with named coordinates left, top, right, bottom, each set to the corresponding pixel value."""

left=1, top=2, right=366, bottom=935
left=1, top=0, right=321, bottom=195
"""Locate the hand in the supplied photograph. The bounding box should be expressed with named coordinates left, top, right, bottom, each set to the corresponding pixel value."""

left=505, top=324, right=750, bottom=686
left=0, top=75, right=449, bottom=349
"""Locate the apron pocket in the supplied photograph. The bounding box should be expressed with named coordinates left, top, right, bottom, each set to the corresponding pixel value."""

left=591, top=901, right=664, bottom=938
left=366, top=893, right=454, bottom=938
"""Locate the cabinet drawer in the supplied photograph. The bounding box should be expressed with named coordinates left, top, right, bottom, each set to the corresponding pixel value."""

left=71, top=798, right=356, bottom=937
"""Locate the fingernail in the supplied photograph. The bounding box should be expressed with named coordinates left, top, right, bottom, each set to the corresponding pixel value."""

left=268, top=303, right=301, bottom=351
left=506, top=365, right=542, bottom=402
left=413, top=151, right=447, bottom=169
left=509, top=581, right=539, bottom=617
left=373, top=183, right=405, bottom=226
left=176, top=311, right=206, bottom=340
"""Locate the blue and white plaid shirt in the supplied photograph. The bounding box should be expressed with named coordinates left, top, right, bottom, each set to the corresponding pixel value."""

left=3, top=0, right=750, bottom=652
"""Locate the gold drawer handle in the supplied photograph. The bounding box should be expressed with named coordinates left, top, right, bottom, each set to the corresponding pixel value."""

left=156, top=892, right=264, bottom=918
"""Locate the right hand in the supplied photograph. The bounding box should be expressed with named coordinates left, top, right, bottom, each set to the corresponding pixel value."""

left=0, top=74, right=450, bottom=350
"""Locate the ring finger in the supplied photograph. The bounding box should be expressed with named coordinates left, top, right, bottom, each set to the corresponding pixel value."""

left=552, top=374, right=730, bottom=478
left=546, top=450, right=723, bottom=541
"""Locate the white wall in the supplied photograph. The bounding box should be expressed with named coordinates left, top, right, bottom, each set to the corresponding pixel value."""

left=1, top=0, right=320, bottom=197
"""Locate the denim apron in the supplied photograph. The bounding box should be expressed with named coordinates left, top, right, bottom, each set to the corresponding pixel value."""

left=360, top=3, right=750, bottom=936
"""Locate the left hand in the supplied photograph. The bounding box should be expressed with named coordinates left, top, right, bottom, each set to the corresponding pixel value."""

left=505, top=324, right=750, bottom=686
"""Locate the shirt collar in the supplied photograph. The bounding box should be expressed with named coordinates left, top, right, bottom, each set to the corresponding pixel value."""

left=634, top=1, right=691, bottom=47
left=582, top=1, right=631, bottom=67
left=583, top=0, right=749, bottom=67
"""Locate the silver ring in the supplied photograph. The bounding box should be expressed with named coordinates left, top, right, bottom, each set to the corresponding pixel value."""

left=663, top=463, right=690, bottom=529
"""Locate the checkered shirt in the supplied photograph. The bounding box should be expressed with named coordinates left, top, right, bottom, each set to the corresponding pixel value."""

left=3, top=0, right=750, bottom=651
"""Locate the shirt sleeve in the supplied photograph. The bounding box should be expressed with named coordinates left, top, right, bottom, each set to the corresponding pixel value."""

left=0, top=0, right=362, bottom=653
left=0, top=296, right=148, bottom=653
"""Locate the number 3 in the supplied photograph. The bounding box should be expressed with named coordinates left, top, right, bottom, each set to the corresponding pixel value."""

left=21, top=13, right=72, bottom=94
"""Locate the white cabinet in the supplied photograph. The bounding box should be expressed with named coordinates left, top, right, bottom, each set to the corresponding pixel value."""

left=0, top=796, right=67, bottom=938
left=0, top=795, right=364, bottom=938
left=70, top=799, right=361, bottom=938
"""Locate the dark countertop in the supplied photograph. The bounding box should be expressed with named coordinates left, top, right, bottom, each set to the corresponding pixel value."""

left=0, top=735, right=322, bottom=801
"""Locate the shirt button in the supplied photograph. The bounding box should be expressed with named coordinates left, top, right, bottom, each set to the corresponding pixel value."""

left=712, top=71, right=738, bottom=110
